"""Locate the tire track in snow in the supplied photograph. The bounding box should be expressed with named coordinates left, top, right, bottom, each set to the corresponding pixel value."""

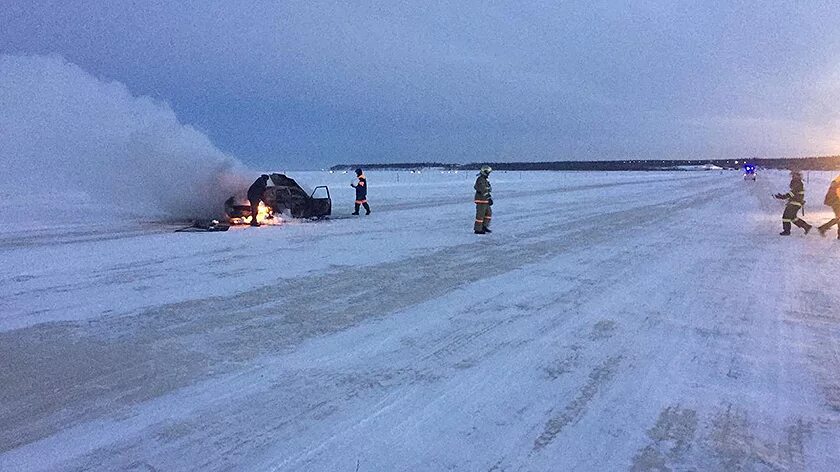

left=0, top=178, right=732, bottom=459
left=489, top=178, right=766, bottom=470
left=704, top=404, right=811, bottom=471
left=532, top=355, right=624, bottom=451
left=621, top=174, right=832, bottom=472
left=266, top=182, right=735, bottom=471
left=630, top=406, right=698, bottom=471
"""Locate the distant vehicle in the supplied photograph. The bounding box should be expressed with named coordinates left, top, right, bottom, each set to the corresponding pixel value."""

left=225, top=173, right=332, bottom=224
left=743, top=163, right=756, bottom=181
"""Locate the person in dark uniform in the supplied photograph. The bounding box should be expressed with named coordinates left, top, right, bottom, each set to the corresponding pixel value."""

left=774, top=170, right=812, bottom=236
left=351, top=168, right=370, bottom=215
left=818, top=175, right=840, bottom=239
left=247, top=174, right=270, bottom=226
left=473, top=165, right=493, bottom=234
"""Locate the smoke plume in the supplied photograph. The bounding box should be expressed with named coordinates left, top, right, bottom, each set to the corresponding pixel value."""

left=0, top=54, right=249, bottom=220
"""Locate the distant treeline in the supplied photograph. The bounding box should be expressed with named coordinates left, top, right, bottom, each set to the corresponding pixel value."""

left=331, top=156, right=840, bottom=172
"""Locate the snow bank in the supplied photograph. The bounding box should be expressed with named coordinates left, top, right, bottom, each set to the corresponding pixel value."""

left=0, top=54, right=249, bottom=222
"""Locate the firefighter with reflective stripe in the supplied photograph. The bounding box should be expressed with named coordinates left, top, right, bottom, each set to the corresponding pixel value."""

left=351, top=168, right=370, bottom=215
left=774, top=170, right=812, bottom=236
left=473, top=165, right=493, bottom=234
left=817, top=175, right=840, bottom=239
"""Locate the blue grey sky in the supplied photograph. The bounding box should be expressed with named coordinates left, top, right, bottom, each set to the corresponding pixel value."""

left=2, top=1, right=839, bottom=168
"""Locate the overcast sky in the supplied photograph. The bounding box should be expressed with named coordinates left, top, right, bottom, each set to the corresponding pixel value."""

left=2, top=0, right=839, bottom=168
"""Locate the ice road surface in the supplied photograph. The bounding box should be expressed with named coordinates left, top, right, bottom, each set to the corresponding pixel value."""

left=1, top=170, right=839, bottom=471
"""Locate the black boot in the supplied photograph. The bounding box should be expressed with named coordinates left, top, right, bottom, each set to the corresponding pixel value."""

left=363, top=202, right=371, bottom=215
left=352, top=203, right=360, bottom=215
left=482, top=226, right=492, bottom=233
left=794, top=219, right=812, bottom=234
left=474, top=230, right=486, bottom=234
left=779, top=222, right=791, bottom=235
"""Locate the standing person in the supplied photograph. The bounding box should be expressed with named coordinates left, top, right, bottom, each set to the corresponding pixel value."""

left=247, top=174, right=270, bottom=227
left=817, top=175, right=840, bottom=239
left=351, top=168, right=371, bottom=215
left=774, top=170, right=812, bottom=236
left=473, top=165, right=493, bottom=234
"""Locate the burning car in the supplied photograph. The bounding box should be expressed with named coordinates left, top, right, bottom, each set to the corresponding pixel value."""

left=225, top=173, right=332, bottom=225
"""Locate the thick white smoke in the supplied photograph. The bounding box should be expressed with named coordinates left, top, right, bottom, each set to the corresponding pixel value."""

left=0, top=54, right=249, bottom=221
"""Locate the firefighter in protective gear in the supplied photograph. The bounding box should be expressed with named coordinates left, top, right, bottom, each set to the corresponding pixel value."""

left=817, top=175, right=840, bottom=239
left=774, top=170, right=812, bottom=236
left=351, top=168, right=370, bottom=215
left=247, top=174, right=270, bottom=227
left=474, top=165, right=493, bottom=234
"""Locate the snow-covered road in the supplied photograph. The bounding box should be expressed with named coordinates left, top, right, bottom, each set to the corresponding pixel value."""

left=2, top=171, right=839, bottom=471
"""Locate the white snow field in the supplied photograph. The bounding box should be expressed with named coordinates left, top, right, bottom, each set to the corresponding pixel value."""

left=1, top=170, right=839, bottom=471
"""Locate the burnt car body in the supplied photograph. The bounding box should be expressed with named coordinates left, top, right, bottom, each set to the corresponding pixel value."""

left=264, top=173, right=331, bottom=219
left=225, top=173, right=331, bottom=223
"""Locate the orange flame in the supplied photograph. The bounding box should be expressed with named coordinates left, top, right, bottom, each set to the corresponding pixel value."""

left=242, top=202, right=276, bottom=225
